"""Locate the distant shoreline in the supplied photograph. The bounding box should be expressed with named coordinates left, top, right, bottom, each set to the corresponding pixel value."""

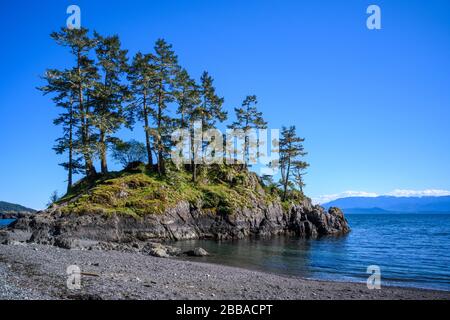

left=1, top=242, right=449, bottom=300
left=344, top=211, right=450, bottom=214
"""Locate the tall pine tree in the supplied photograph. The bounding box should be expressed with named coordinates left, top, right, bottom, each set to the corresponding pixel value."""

left=149, top=39, right=179, bottom=175
left=50, top=27, right=99, bottom=178
left=39, top=69, right=83, bottom=192
left=279, top=126, right=308, bottom=201
left=174, top=68, right=202, bottom=181
left=174, top=69, right=200, bottom=130
left=92, top=32, right=129, bottom=174
left=228, top=95, right=267, bottom=167
left=188, top=71, right=227, bottom=181
left=198, top=72, right=227, bottom=130
left=127, top=52, right=156, bottom=167
left=291, top=160, right=309, bottom=193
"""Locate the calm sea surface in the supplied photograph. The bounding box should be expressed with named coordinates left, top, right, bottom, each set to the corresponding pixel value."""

left=171, top=214, right=450, bottom=291
left=0, top=219, right=15, bottom=228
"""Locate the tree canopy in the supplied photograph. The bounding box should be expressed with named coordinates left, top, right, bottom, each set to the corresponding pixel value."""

left=40, top=27, right=309, bottom=199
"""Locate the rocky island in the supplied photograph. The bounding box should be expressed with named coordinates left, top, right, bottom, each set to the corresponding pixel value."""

left=2, top=164, right=349, bottom=249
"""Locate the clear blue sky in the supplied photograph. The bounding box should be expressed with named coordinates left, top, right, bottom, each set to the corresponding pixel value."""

left=1, top=0, right=450, bottom=209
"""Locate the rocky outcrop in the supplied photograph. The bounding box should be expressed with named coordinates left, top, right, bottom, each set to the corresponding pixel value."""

left=186, top=247, right=209, bottom=257
left=141, top=242, right=182, bottom=257
left=8, top=198, right=350, bottom=246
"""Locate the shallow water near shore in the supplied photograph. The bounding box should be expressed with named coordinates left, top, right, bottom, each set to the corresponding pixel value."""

left=170, top=213, right=450, bottom=291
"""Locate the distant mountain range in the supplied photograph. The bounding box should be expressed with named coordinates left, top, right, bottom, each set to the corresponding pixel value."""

left=322, top=196, right=450, bottom=213
left=0, top=201, right=36, bottom=215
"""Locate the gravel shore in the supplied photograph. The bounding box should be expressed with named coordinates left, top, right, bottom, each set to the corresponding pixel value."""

left=0, top=242, right=449, bottom=300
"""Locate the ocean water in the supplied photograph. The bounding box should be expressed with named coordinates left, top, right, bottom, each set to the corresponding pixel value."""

left=0, top=219, right=15, bottom=228
left=171, top=214, right=450, bottom=291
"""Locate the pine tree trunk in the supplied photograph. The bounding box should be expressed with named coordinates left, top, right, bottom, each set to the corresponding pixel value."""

left=192, top=143, right=197, bottom=182
left=67, top=98, right=74, bottom=194
left=79, top=88, right=95, bottom=177
left=283, top=159, right=291, bottom=201
left=77, top=51, right=96, bottom=178
left=143, top=94, right=153, bottom=168
left=190, top=126, right=196, bottom=182
left=100, top=129, right=108, bottom=174
left=157, top=85, right=164, bottom=175
left=244, top=111, right=249, bottom=169
left=192, top=163, right=197, bottom=182
left=84, top=94, right=96, bottom=177
left=244, top=135, right=249, bottom=170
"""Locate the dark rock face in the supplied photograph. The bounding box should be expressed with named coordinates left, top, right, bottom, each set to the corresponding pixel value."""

left=9, top=200, right=350, bottom=245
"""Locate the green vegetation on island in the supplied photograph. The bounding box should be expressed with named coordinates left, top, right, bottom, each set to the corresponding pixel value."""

left=56, top=163, right=306, bottom=218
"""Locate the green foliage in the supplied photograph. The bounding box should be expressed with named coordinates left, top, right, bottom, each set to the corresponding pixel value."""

left=228, top=95, right=267, bottom=166
left=149, top=39, right=179, bottom=175
left=291, top=160, right=309, bottom=193
left=61, top=172, right=176, bottom=216
left=91, top=32, right=130, bottom=174
left=198, top=72, right=227, bottom=129
left=127, top=52, right=155, bottom=166
left=38, top=65, right=83, bottom=193
left=174, top=69, right=200, bottom=129
left=41, top=27, right=100, bottom=188
left=57, top=165, right=303, bottom=217
left=112, top=140, right=147, bottom=168
left=279, top=126, right=309, bottom=201
left=47, top=191, right=60, bottom=207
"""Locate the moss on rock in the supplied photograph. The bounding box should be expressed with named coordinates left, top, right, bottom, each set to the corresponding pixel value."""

left=57, top=165, right=307, bottom=217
